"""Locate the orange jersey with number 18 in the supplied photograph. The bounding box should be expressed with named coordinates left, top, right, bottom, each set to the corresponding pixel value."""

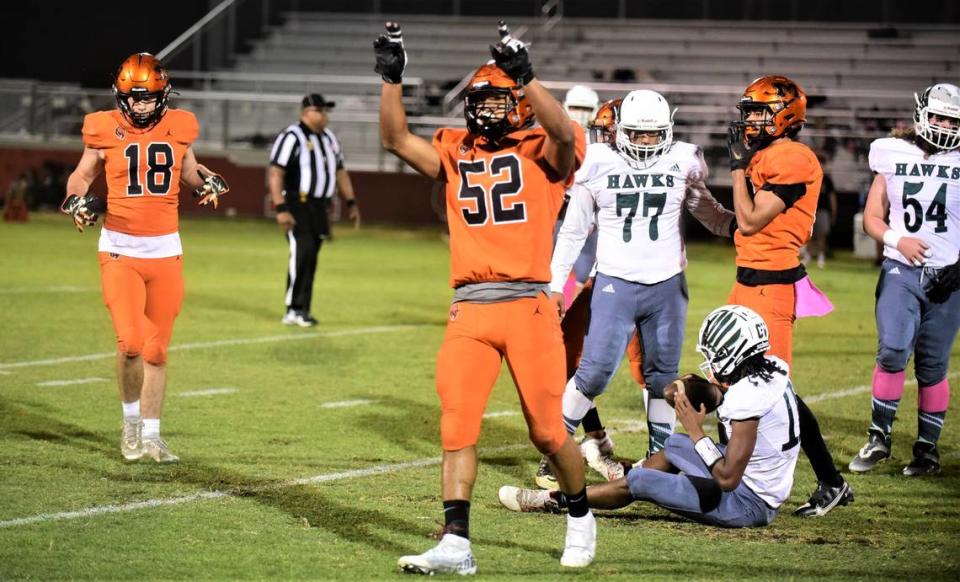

left=82, top=108, right=199, bottom=236
left=433, top=126, right=585, bottom=288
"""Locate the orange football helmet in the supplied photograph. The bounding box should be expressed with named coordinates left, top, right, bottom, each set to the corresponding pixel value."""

left=588, top=98, right=622, bottom=144
left=735, top=75, right=806, bottom=147
left=113, top=52, right=171, bottom=129
left=463, top=62, right=533, bottom=141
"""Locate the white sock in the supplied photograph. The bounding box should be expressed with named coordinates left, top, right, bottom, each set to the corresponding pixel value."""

left=562, top=378, right=594, bottom=433
left=142, top=418, right=160, bottom=440
left=122, top=400, right=141, bottom=420
left=646, top=397, right=677, bottom=432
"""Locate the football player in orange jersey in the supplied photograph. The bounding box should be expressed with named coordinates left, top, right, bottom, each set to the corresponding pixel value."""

left=374, top=21, right=595, bottom=574
left=726, top=75, right=852, bottom=517
left=61, top=53, right=228, bottom=464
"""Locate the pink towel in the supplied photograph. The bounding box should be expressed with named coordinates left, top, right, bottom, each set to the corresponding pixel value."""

left=563, top=273, right=577, bottom=311
left=794, top=275, right=833, bottom=318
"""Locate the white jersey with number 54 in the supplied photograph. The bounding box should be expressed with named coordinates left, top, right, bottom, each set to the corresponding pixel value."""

left=869, top=137, right=960, bottom=267
left=551, top=141, right=733, bottom=290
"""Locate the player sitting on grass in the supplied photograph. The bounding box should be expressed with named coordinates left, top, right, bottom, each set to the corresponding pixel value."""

left=500, top=305, right=801, bottom=528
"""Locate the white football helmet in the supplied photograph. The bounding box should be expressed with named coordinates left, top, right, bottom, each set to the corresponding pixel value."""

left=914, top=83, right=960, bottom=151
left=616, top=90, right=676, bottom=168
left=564, top=85, right=600, bottom=127
left=696, top=305, right=770, bottom=381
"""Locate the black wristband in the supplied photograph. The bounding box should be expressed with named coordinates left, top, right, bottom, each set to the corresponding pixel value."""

left=345, top=198, right=357, bottom=208
left=275, top=203, right=289, bottom=213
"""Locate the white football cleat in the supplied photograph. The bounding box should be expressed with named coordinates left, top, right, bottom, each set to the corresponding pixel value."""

left=498, top=485, right=561, bottom=513
left=397, top=533, right=477, bottom=576
left=141, top=438, right=179, bottom=463
left=560, top=512, right=596, bottom=568
left=580, top=436, right=624, bottom=481
left=121, top=419, right=143, bottom=461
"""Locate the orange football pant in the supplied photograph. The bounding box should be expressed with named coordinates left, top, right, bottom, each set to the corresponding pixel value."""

left=99, top=253, right=184, bottom=365
left=727, top=282, right=796, bottom=369
left=562, top=278, right=646, bottom=386
left=436, top=293, right=568, bottom=454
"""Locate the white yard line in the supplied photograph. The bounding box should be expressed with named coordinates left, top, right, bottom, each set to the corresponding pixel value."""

left=0, top=285, right=92, bottom=294
left=320, top=399, right=377, bottom=409
left=0, top=325, right=430, bottom=370
left=35, top=377, right=108, bottom=387
left=178, top=388, right=239, bottom=398
left=483, top=411, right=521, bottom=418
left=0, top=444, right=527, bottom=529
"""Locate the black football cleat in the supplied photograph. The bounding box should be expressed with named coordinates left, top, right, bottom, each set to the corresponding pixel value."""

left=793, top=480, right=854, bottom=518
left=903, top=442, right=941, bottom=476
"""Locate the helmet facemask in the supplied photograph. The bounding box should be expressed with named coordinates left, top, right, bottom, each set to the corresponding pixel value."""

left=615, top=91, right=674, bottom=169
left=465, top=87, right=517, bottom=142
left=735, top=101, right=780, bottom=149
left=914, top=84, right=960, bottom=152
left=696, top=305, right=770, bottom=384
left=115, top=86, right=170, bottom=129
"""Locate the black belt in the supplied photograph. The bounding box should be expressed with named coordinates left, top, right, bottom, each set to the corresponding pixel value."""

left=736, top=265, right=807, bottom=286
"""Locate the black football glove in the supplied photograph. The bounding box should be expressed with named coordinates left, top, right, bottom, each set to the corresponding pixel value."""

left=928, top=254, right=960, bottom=303
left=60, top=193, right=105, bottom=233
left=489, top=20, right=534, bottom=85
left=727, top=124, right=756, bottom=172
left=373, top=22, right=406, bottom=84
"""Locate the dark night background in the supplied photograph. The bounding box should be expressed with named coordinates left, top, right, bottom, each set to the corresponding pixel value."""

left=2, top=0, right=957, bottom=88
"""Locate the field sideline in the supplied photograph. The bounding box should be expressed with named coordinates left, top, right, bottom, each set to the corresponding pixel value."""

left=1, top=213, right=958, bottom=580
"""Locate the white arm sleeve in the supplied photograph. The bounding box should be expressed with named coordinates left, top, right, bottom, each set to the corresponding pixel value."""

left=684, top=151, right=735, bottom=237
left=550, top=183, right=596, bottom=293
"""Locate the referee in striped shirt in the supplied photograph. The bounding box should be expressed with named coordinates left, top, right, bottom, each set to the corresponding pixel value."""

left=268, top=93, right=360, bottom=327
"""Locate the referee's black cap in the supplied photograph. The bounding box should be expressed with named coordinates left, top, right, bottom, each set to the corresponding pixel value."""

left=302, top=93, right=336, bottom=109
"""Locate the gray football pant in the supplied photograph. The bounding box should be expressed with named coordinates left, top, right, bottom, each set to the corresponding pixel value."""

left=875, top=259, right=960, bottom=384
left=574, top=271, right=687, bottom=399
left=626, top=434, right=779, bottom=528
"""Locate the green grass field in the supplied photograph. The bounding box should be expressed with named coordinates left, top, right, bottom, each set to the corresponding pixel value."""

left=1, top=213, right=958, bottom=580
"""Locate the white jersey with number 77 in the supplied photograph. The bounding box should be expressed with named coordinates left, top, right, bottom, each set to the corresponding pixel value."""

left=551, top=141, right=733, bottom=291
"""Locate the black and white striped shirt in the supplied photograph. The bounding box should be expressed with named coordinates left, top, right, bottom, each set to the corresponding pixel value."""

left=269, top=122, right=345, bottom=200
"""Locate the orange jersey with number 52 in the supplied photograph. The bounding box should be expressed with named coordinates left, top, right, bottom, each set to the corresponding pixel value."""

left=82, top=108, right=199, bottom=236
left=433, top=126, right=585, bottom=288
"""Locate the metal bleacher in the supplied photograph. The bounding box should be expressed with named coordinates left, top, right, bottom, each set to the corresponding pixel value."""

left=2, top=9, right=958, bottom=183
left=200, top=12, right=959, bottom=183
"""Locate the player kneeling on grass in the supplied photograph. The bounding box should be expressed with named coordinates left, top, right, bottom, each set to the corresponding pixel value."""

left=500, top=305, right=801, bottom=528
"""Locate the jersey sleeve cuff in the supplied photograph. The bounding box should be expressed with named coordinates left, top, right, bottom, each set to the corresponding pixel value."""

left=761, top=182, right=806, bottom=209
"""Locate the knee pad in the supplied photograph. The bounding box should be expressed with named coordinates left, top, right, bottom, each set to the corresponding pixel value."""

left=919, top=379, right=950, bottom=414
left=686, top=475, right=723, bottom=513
left=573, top=364, right=615, bottom=399
left=915, top=361, right=949, bottom=391
left=643, top=373, right=674, bottom=398
left=876, top=346, right=910, bottom=374
left=143, top=342, right=168, bottom=366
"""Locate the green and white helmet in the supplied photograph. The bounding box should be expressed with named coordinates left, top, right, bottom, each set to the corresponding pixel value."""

left=696, top=305, right=770, bottom=380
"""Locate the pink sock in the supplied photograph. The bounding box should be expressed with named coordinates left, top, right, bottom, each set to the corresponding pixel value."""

left=919, top=379, right=950, bottom=413
left=872, top=365, right=906, bottom=400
